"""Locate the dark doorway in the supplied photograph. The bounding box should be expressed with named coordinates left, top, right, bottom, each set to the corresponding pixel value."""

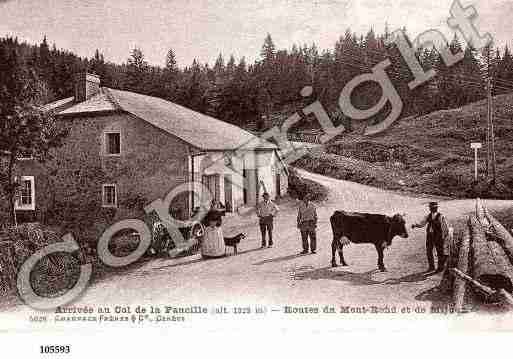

left=276, top=173, right=281, bottom=199
left=243, top=168, right=247, bottom=205
left=224, top=175, right=233, bottom=212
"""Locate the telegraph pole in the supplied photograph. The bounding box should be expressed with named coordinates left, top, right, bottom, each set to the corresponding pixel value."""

left=487, top=78, right=497, bottom=183
left=485, top=109, right=490, bottom=177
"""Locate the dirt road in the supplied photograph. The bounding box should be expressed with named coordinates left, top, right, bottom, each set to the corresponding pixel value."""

left=3, top=169, right=513, bottom=325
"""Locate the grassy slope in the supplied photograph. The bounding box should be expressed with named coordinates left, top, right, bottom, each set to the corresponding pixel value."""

left=293, top=93, right=513, bottom=198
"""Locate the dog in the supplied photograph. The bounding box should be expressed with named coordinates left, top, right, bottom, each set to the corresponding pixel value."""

left=224, top=233, right=246, bottom=255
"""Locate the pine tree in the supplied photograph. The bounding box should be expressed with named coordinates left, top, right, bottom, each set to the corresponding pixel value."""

left=495, top=46, right=513, bottom=95
left=437, top=34, right=466, bottom=108
left=260, top=33, right=276, bottom=64
left=165, top=48, right=178, bottom=72
left=126, top=47, right=148, bottom=92
left=226, top=55, right=236, bottom=77
left=213, top=53, right=225, bottom=77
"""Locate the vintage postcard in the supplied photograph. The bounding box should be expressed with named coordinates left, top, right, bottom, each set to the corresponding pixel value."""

left=1, top=0, right=513, bottom=356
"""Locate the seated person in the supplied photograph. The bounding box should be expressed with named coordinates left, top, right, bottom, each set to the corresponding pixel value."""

left=201, top=219, right=226, bottom=259
left=200, top=205, right=225, bottom=227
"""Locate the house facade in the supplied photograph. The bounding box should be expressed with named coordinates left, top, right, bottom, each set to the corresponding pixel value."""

left=8, top=73, right=288, bottom=229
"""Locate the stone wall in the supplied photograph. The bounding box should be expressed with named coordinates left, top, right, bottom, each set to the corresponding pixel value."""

left=12, top=112, right=199, bottom=242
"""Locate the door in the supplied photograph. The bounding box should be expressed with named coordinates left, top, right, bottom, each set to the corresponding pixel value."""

left=276, top=173, right=281, bottom=199
left=224, top=175, right=233, bottom=212
left=202, top=174, right=220, bottom=203
left=243, top=168, right=247, bottom=205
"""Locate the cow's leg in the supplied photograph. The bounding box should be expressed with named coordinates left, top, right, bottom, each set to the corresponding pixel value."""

left=375, top=243, right=386, bottom=272
left=331, top=240, right=338, bottom=267
left=338, top=241, right=348, bottom=266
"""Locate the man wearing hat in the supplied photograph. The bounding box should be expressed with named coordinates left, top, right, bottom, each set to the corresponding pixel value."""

left=297, top=194, right=318, bottom=254
left=412, top=202, right=449, bottom=273
left=256, top=192, right=279, bottom=248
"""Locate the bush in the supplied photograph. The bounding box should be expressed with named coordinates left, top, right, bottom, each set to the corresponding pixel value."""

left=0, top=224, right=82, bottom=297
left=467, top=180, right=512, bottom=200
left=288, top=169, right=329, bottom=201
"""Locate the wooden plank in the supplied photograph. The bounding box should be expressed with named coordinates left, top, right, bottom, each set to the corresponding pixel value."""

left=498, top=289, right=513, bottom=308
left=470, top=216, right=513, bottom=292
left=451, top=268, right=495, bottom=296
left=475, top=198, right=490, bottom=227
left=484, top=208, right=513, bottom=266
left=453, top=224, right=471, bottom=312
left=440, top=225, right=460, bottom=293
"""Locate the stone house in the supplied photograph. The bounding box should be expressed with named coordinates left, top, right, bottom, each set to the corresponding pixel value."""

left=8, top=73, right=288, bottom=227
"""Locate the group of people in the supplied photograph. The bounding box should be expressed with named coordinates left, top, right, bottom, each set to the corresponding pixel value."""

left=197, top=192, right=319, bottom=259
left=256, top=192, right=318, bottom=254
left=197, top=192, right=450, bottom=274
left=255, top=194, right=450, bottom=273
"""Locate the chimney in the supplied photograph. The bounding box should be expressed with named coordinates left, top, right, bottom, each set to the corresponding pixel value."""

left=74, top=72, right=100, bottom=102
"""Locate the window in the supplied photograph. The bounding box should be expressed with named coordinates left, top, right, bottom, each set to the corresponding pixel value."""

left=105, top=132, right=121, bottom=155
left=15, top=176, right=35, bottom=210
left=102, top=184, right=117, bottom=208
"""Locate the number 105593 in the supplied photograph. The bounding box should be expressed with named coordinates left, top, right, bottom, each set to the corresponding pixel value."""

left=40, top=346, right=70, bottom=354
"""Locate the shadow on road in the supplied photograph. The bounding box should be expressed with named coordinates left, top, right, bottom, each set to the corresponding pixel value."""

left=292, top=266, right=384, bottom=286
left=415, top=286, right=452, bottom=307
left=382, top=271, right=432, bottom=285
left=152, top=246, right=267, bottom=271
left=153, top=258, right=204, bottom=271
left=253, top=253, right=305, bottom=266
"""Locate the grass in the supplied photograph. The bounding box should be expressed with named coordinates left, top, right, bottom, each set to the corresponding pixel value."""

left=293, top=93, right=513, bottom=199
left=288, top=168, right=329, bottom=201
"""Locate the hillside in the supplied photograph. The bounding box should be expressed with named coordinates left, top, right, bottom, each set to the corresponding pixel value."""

left=293, top=93, right=513, bottom=199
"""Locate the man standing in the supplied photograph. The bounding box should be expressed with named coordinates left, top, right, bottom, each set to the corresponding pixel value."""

left=412, top=202, right=449, bottom=273
left=256, top=192, right=279, bottom=248
left=297, top=195, right=318, bottom=254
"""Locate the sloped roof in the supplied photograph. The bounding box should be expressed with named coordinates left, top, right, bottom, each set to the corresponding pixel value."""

left=58, top=91, right=117, bottom=115
left=42, top=97, right=75, bottom=112
left=55, top=88, right=276, bottom=151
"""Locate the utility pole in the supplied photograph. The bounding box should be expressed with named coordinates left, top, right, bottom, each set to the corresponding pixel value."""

left=487, top=78, right=497, bottom=183
left=485, top=110, right=490, bottom=177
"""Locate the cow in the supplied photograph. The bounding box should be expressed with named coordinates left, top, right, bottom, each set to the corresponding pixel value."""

left=330, top=211, right=409, bottom=272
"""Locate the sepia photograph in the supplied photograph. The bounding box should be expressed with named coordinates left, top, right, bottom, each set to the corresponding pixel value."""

left=1, top=0, right=513, bottom=356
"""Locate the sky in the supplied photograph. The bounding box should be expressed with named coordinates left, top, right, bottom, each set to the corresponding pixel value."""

left=1, top=0, right=512, bottom=67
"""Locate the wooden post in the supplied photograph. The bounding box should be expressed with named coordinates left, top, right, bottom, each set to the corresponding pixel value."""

left=487, top=78, right=497, bottom=183
left=470, top=143, right=482, bottom=182
left=486, top=82, right=491, bottom=178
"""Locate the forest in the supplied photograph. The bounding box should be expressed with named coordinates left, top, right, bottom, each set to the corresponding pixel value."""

left=2, top=27, right=513, bottom=131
